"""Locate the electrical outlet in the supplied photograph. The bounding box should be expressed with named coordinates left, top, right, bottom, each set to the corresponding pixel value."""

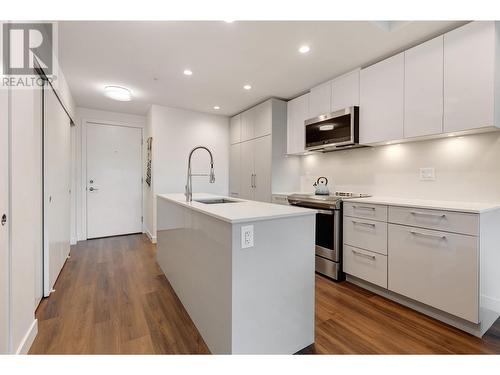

left=241, top=225, right=254, bottom=248
left=419, top=167, right=436, bottom=181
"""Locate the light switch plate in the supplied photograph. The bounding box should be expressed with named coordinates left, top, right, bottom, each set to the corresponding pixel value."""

left=419, top=167, right=436, bottom=181
left=241, top=225, right=254, bottom=248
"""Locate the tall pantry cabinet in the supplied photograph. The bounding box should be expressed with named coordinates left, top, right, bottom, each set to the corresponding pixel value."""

left=229, top=99, right=290, bottom=203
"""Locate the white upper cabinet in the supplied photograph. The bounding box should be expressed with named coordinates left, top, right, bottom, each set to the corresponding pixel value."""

left=308, top=81, right=332, bottom=118
left=230, top=114, right=242, bottom=144
left=404, top=36, right=444, bottom=138
left=253, top=100, right=272, bottom=138
left=331, top=69, right=360, bottom=112
left=286, top=93, right=309, bottom=155
left=444, top=21, right=497, bottom=133
left=360, top=53, right=405, bottom=144
left=241, top=107, right=255, bottom=142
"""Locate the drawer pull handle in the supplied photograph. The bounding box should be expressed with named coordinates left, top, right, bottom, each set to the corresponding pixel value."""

left=410, top=211, right=446, bottom=218
left=352, top=220, right=376, bottom=227
left=352, top=249, right=376, bottom=260
left=410, top=230, right=446, bottom=240
left=353, top=205, right=376, bottom=210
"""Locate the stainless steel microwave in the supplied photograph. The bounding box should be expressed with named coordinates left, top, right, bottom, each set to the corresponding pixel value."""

left=305, top=106, right=360, bottom=151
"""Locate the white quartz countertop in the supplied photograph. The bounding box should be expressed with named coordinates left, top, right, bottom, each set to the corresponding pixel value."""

left=344, top=196, right=500, bottom=214
left=157, top=193, right=316, bottom=224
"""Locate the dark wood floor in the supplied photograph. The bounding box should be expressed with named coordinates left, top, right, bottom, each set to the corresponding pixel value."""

left=30, top=234, right=500, bottom=354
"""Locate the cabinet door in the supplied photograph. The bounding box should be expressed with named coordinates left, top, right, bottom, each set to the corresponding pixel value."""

left=309, top=81, right=332, bottom=118
left=253, top=100, right=272, bottom=139
left=230, top=114, right=241, bottom=144
left=360, top=53, right=404, bottom=144
left=229, top=143, right=241, bottom=197
left=331, top=69, right=360, bottom=112
left=239, top=141, right=255, bottom=200
left=287, top=93, right=309, bottom=154
left=241, top=107, right=255, bottom=142
left=404, top=36, right=444, bottom=138
left=253, top=135, right=272, bottom=203
left=388, top=224, right=479, bottom=323
left=444, top=21, right=496, bottom=133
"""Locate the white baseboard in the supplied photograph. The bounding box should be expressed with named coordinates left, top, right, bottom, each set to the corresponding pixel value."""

left=15, top=319, right=38, bottom=354
left=145, top=228, right=157, bottom=244
left=482, top=294, right=500, bottom=313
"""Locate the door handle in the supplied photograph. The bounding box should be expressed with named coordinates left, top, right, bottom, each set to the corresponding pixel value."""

left=89, top=187, right=99, bottom=192
left=253, top=174, right=256, bottom=188
left=1, top=214, right=6, bottom=226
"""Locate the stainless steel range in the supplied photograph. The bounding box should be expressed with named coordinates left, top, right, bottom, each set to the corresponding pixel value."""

left=287, top=192, right=371, bottom=280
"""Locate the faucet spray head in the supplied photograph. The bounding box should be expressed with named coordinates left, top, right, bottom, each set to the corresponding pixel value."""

left=209, top=162, right=215, bottom=183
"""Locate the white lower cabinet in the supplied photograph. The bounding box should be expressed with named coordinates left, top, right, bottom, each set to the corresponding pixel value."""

left=387, top=223, right=479, bottom=323
left=343, top=217, right=387, bottom=255
left=344, top=245, right=387, bottom=288
left=343, top=202, right=483, bottom=327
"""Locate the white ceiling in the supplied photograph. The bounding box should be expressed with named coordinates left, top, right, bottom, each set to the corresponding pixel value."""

left=58, top=21, right=466, bottom=117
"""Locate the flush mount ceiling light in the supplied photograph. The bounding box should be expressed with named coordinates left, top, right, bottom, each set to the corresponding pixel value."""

left=213, top=106, right=220, bottom=110
left=243, top=84, right=252, bottom=90
left=183, top=69, right=193, bottom=76
left=104, top=86, right=132, bottom=101
left=299, top=45, right=310, bottom=54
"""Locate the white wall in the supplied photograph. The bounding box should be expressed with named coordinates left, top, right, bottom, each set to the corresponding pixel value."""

left=300, top=131, right=500, bottom=203
left=144, top=104, right=229, bottom=240
left=73, top=107, right=146, bottom=242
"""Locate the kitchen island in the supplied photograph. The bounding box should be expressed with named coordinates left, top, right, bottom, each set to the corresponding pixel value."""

left=156, top=193, right=316, bottom=354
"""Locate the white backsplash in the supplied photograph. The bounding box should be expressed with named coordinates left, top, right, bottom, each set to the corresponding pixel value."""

left=299, top=131, right=500, bottom=203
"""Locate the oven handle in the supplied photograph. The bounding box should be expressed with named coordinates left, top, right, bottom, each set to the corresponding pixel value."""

left=289, top=201, right=337, bottom=213
left=316, top=209, right=334, bottom=215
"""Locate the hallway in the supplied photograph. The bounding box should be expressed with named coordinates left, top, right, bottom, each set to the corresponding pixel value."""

left=30, top=234, right=500, bottom=354
left=30, top=235, right=209, bottom=354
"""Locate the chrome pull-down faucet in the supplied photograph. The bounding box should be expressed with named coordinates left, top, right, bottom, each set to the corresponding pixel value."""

left=185, top=146, right=215, bottom=202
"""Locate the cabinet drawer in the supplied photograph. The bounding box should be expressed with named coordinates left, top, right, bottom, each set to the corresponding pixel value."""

left=343, top=245, right=387, bottom=288
left=344, top=217, right=387, bottom=255
left=388, top=224, right=479, bottom=323
left=343, top=202, right=387, bottom=222
left=388, top=206, right=478, bottom=236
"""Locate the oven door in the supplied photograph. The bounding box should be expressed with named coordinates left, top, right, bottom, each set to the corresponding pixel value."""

left=314, top=208, right=340, bottom=262
left=305, top=106, right=358, bottom=150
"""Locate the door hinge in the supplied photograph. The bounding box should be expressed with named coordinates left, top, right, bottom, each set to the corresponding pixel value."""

left=141, top=216, right=143, bottom=223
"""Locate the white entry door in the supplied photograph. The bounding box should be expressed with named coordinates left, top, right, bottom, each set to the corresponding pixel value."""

left=0, top=83, right=9, bottom=353
left=86, top=123, right=142, bottom=239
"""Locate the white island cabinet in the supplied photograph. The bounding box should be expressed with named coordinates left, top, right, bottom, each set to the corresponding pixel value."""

left=156, top=193, right=316, bottom=354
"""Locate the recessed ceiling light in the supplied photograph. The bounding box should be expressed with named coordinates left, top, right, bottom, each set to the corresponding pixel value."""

left=243, top=84, right=252, bottom=90
left=104, top=86, right=131, bottom=101
left=299, top=45, right=310, bottom=54
left=213, top=106, right=220, bottom=110
left=224, top=20, right=235, bottom=23
left=183, top=69, right=193, bottom=76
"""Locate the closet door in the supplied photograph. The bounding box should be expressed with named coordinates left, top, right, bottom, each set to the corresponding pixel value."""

left=0, top=84, right=9, bottom=354
left=44, top=88, right=71, bottom=295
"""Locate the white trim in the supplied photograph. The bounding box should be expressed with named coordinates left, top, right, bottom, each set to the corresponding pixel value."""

left=15, top=319, right=37, bottom=354
left=81, top=119, right=144, bottom=240
left=145, top=228, right=157, bottom=244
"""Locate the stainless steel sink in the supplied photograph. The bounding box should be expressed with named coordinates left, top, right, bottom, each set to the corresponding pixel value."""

left=194, top=198, right=240, bottom=204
